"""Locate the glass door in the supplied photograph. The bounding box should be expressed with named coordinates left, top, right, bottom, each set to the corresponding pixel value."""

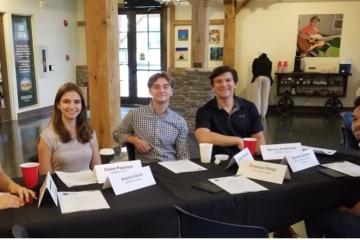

left=118, top=9, right=165, bottom=105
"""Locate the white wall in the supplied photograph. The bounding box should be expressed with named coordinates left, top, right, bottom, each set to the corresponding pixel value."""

left=0, top=0, right=81, bottom=119
left=174, top=0, right=360, bottom=107
left=236, top=0, right=360, bottom=107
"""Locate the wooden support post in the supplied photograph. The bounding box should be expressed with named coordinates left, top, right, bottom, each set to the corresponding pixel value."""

left=168, top=4, right=175, bottom=70
left=84, top=0, right=121, bottom=149
left=223, top=0, right=236, bottom=67
left=188, top=0, right=210, bottom=68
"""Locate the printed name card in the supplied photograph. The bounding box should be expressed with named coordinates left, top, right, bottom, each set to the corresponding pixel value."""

left=302, top=145, right=336, bottom=155
left=102, top=166, right=156, bottom=196
left=260, top=143, right=302, bottom=160
left=237, top=160, right=290, bottom=184
left=38, top=172, right=58, bottom=207
left=94, top=160, right=142, bottom=184
left=285, top=149, right=319, bottom=172
left=226, top=148, right=254, bottom=170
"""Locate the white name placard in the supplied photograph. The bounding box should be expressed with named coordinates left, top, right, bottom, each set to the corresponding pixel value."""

left=102, top=166, right=156, bottom=196
left=237, top=160, right=290, bottom=184
left=38, top=171, right=58, bottom=207
left=285, top=149, right=319, bottom=172
left=226, top=148, right=254, bottom=170
left=260, top=143, right=302, bottom=160
left=302, top=145, right=336, bottom=155
left=94, top=160, right=142, bottom=184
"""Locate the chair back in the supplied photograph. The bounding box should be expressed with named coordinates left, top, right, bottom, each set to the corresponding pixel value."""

left=188, top=132, right=200, bottom=160
left=174, top=205, right=268, bottom=238
left=340, top=112, right=359, bottom=150
left=12, top=225, right=29, bottom=238
left=125, top=142, right=136, bottom=160
left=28, top=154, right=38, bottom=162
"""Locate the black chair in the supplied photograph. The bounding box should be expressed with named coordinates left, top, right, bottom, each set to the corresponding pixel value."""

left=12, top=225, right=29, bottom=238
left=28, top=154, right=38, bottom=162
left=188, top=132, right=200, bottom=160
left=174, top=205, right=268, bottom=238
left=125, top=142, right=136, bottom=160
left=340, top=112, right=359, bottom=150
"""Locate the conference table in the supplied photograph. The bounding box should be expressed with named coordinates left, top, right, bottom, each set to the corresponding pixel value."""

left=0, top=148, right=359, bottom=237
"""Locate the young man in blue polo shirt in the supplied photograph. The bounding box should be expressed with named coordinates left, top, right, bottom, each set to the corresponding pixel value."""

left=195, top=65, right=265, bottom=157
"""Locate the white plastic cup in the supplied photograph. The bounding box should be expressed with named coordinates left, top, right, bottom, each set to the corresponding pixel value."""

left=199, top=143, right=213, bottom=163
left=99, top=148, right=115, bottom=164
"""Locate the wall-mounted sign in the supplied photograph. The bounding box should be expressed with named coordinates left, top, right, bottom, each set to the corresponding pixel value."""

left=12, top=15, right=37, bottom=108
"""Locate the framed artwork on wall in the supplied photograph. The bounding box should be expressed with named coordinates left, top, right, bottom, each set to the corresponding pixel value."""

left=296, top=14, right=343, bottom=57
left=210, top=47, right=223, bottom=61
left=177, top=29, right=189, bottom=41
left=209, top=29, right=220, bottom=44
left=175, top=47, right=188, bottom=61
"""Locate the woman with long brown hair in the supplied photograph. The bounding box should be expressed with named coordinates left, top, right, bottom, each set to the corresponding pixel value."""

left=38, top=82, right=101, bottom=174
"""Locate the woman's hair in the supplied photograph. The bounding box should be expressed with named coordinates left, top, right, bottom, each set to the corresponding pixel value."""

left=51, top=82, right=93, bottom=143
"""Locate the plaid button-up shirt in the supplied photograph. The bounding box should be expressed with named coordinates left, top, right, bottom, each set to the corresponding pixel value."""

left=113, top=103, right=190, bottom=163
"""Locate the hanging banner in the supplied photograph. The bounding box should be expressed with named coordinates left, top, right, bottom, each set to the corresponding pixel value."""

left=12, top=15, right=37, bottom=108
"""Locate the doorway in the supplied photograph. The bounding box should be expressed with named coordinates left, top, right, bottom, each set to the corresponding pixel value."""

left=118, top=6, right=166, bottom=106
left=0, top=13, right=11, bottom=122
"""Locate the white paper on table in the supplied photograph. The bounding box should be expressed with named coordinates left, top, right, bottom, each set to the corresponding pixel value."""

left=322, top=161, right=360, bottom=177
left=57, top=190, right=110, bottom=214
left=55, top=170, right=98, bottom=187
left=158, top=160, right=207, bottom=174
left=209, top=175, right=268, bottom=195
left=302, top=145, right=336, bottom=155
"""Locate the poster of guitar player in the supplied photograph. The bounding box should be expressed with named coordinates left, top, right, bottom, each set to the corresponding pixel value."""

left=297, top=14, right=343, bottom=57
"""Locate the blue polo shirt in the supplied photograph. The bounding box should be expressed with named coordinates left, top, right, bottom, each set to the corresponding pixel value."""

left=195, top=96, right=263, bottom=157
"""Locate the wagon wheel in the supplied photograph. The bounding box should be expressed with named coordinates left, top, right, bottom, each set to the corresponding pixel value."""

left=277, top=96, right=294, bottom=115
left=324, top=97, right=343, bottom=115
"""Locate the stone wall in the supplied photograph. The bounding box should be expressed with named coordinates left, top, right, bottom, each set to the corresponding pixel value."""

left=76, top=65, right=88, bottom=86
left=76, top=65, right=89, bottom=108
left=169, top=68, right=213, bottom=132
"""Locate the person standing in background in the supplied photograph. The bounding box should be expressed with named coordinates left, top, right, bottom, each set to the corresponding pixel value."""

left=251, top=53, right=273, bottom=118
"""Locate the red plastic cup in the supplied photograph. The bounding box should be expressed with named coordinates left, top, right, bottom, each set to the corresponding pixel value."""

left=243, top=138, right=257, bottom=156
left=20, top=162, right=39, bottom=189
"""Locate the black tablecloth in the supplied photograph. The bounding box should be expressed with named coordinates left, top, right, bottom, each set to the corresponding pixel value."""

left=0, top=149, right=359, bottom=237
